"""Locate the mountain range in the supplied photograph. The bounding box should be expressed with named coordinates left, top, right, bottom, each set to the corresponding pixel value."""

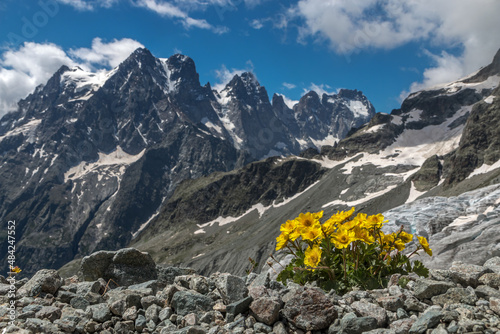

left=0, top=48, right=375, bottom=276
left=1, top=47, right=499, bottom=278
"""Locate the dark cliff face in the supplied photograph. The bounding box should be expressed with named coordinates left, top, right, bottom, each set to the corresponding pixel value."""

left=0, top=48, right=375, bottom=275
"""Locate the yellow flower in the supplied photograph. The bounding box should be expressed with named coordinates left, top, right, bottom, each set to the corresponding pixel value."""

left=280, top=220, right=296, bottom=234
left=276, top=232, right=290, bottom=251
left=399, top=231, right=413, bottom=244
left=302, top=224, right=322, bottom=242
left=323, top=207, right=356, bottom=233
left=332, top=228, right=355, bottom=249
left=366, top=213, right=386, bottom=229
left=295, top=212, right=323, bottom=231
left=417, top=236, right=432, bottom=256
left=353, top=226, right=375, bottom=244
left=304, top=245, right=322, bottom=269
left=394, top=239, right=406, bottom=251
left=379, top=231, right=395, bottom=251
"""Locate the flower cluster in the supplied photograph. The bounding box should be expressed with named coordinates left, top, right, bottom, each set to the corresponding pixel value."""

left=275, top=207, right=432, bottom=292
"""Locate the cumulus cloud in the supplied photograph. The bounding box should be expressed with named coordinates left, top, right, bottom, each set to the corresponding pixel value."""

left=304, top=83, right=336, bottom=97
left=0, top=38, right=143, bottom=118
left=292, top=0, right=500, bottom=94
left=69, top=37, right=144, bottom=69
left=0, top=42, right=75, bottom=115
left=213, top=61, right=254, bottom=92
left=282, top=82, right=296, bottom=89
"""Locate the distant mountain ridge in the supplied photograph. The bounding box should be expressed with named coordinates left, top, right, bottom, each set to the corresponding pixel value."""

left=0, top=48, right=375, bottom=275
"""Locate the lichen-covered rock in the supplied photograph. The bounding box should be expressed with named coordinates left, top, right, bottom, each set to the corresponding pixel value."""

left=249, top=297, right=281, bottom=326
left=171, top=290, right=214, bottom=316
left=80, top=248, right=157, bottom=286
left=282, top=288, right=337, bottom=330
left=17, top=269, right=63, bottom=297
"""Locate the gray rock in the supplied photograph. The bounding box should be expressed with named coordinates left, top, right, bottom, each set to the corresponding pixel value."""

left=475, top=284, right=500, bottom=299
left=80, top=250, right=115, bottom=281
left=214, top=273, right=248, bottom=304
left=159, top=307, right=173, bottom=322
left=129, top=279, right=165, bottom=294
left=390, top=318, right=415, bottom=334
left=171, top=290, right=214, bottom=316
left=408, top=310, right=443, bottom=334
left=412, top=278, right=455, bottom=299
left=122, top=306, right=138, bottom=321
left=35, top=305, right=62, bottom=322
left=56, top=290, right=77, bottom=303
left=448, top=261, right=493, bottom=288
left=54, top=318, right=77, bottom=332
left=377, top=296, right=404, bottom=311
left=282, top=287, right=337, bottom=331
left=254, top=322, right=273, bottom=333
left=226, top=296, right=253, bottom=318
left=88, top=303, right=112, bottom=323
left=490, top=297, right=500, bottom=316
left=25, top=318, right=59, bottom=333
left=135, top=314, right=147, bottom=331
left=478, top=273, right=500, bottom=288
left=145, top=303, right=162, bottom=323
left=249, top=297, right=280, bottom=326
left=80, top=248, right=158, bottom=286
left=483, top=257, right=500, bottom=274
left=18, top=269, right=62, bottom=297
left=341, top=314, right=378, bottom=334
left=431, top=287, right=478, bottom=306
left=351, top=301, right=388, bottom=327
left=105, top=289, right=143, bottom=311
left=190, top=275, right=210, bottom=294
left=157, top=266, right=197, bottom=285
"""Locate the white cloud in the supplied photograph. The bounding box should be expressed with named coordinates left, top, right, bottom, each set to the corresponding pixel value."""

left=250, top=19, right=264, bottom=30
left=213, top=61, right=254, bottom=92
left=277, top=93, right=299, bottom=109
left=0, top=38, right=143, bottom=118
left=291, top=0, right=500, bottom=95
left=135, top=0, right=228, bottom=34
left=282, top=82, right=296, bottom=89
left=57, top=0, right=119, bottom=10
left=304, top=83, right=335, bottom=97
left=70, top=38, right=144, bottom=69
left=0, top=42, right=75, bottom=115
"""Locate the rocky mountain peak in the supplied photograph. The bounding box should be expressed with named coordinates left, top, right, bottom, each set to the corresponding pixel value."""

left=163, top=53, right=200, bottom=88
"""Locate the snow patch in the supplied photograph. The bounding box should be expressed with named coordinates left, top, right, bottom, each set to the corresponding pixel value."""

left=322, top=185, right=398, bottom=208
left=201, top=117, right=223, bottom=134
left=467, top=159, right=500, bottom=178
left=406, top=181, right=426, bottom=204
left=64, top=146, right=145, bottom=182
left=0, top=119, right=41, bottom=143
left=347, top=100, right=369, bottom=117
left=484, top=95, right=495, bottom=104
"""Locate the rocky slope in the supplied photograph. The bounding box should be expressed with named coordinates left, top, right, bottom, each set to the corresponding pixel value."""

left=2, top=249, right=500, bottom=334
left=0, top=48, right=374, bottom=276
left=127, top=48, right=500, bottom=277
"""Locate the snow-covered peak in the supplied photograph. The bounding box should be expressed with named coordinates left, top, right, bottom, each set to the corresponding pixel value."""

left=60, top=66, right=114, bottom=96
left=407, top=74, right=500, bottom=101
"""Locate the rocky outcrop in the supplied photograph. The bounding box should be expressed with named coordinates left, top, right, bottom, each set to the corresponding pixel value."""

left=2, top=250, right=500, bottom=333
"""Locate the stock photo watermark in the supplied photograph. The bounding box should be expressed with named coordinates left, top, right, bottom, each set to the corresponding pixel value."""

left=5, top=220, right=20, bottom=327
left=6, top=0, right=59, bottom=46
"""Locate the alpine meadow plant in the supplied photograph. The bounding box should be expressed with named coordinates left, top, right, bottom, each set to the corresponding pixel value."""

left=274, top=207, right=432, bottom=293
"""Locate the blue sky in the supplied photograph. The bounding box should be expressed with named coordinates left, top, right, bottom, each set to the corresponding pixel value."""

left=0, top=0, right=499, bottom=118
